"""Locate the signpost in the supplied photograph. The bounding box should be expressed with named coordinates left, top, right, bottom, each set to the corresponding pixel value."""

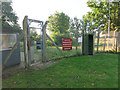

left=62, top=38, right=72, bottom=51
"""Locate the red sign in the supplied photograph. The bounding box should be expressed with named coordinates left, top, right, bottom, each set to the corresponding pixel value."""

left=62, top=38, right=72, bottom=51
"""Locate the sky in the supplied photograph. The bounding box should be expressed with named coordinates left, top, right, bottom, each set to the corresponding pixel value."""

left=12, top=0, right=91, bottom=28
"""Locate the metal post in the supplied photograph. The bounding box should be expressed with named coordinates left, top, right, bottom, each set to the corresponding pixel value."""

left=103, top=34, right=106, bottom=52
left=27, top=19, right=31, bottom=66
left=0, top=2, right=2, bottom=89
left=93, top=33, right=95, bottom=55
left=81, top=37, right=82, bottom=55
left=76, top=37, right=78, bottom=55
left=107, top=0, right=110, bottom=50
left=46, top=34, right=63, bottom=55
left=42, top=21, right=48, bottom=62
left=116, top=37, right=117, bottom=54
left=42, top=23, right=44, bottom=62
left=97, top=30, right=100, bottom=53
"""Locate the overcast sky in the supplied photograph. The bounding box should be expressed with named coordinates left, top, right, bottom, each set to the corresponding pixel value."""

left=12, top=0, right=91, bottom=28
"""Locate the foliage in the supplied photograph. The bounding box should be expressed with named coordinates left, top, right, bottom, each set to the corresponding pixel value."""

left=48, top=11, right=70, bottom=45
left=86, top=1, right=119, bottom=31
left=2, top=2, right=22, bottom=32
left=30, top=29, right=41, bottom=42
left=69, top=17, right=81, bottom=38
left=81, top=15, right=94, bottom=34
left=46, top=40, right=54, bottom=46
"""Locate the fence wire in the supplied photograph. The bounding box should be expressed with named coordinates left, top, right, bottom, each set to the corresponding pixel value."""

left=46, top=32, right=82, bottom=61
left=94, top=31, right=119, bottom=53
left=20, top=30, right=120, bottom=65
left=30, top=28, right=42, bottom=64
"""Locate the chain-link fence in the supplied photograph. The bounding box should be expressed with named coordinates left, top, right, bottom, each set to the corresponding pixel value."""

left=94, top=31, right=119, bottom=53
left=20, top=30, right=120, bottom=65
left=20, top=22, right=43, bottom=65
left=20, top=33, right=82, bottom=64
left=46, top=35, right=82, bottom=61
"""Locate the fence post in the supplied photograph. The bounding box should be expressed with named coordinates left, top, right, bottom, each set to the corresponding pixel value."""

left=103, top=34, right=106, bottom=53
left=27, top=19, right=31, bottom=66
left=23, top=16, right=29, bottom=68
left=117, top=32, right=120, bottom=52
left=116, top=38, right=117, bottom=54
left=46, top=34, right=63, bottom=55
left=97, top=30, right=100, bottom=53
left=76, top=37, right=78, bottom=55
left=42, top=21, right=48, bottom=62
left=82, top=30, right=84, bottom=55
left=93, top=33, right=95, bottom=55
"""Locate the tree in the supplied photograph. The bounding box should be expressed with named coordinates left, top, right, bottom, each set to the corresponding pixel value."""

left=86, top=1, right=120, bottom=52
left=80, top=15, right=91, bottom=55
left=2, top=2, right=22, bottom=32
left=86, top=1, right=119, bottom=31
left=48, top=11, right=70, bottom=45
left=69, top=17, right=81, bottom=37
left=30, top=29, right=41, bottom=42
left=69, top=17, right=81, bottom=53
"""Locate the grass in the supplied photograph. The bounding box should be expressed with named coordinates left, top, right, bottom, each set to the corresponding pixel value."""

left=46, top=46, right=81, bottom=60
left=23, top=46, right=82, bottom=62
left=3, top=53, right=118, bottom=88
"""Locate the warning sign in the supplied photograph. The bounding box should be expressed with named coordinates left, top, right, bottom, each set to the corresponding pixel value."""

left=62, top=38, right=72, bottom=51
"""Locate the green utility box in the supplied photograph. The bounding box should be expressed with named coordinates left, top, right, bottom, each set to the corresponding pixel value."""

left=82, top=33, right=94, bottom=55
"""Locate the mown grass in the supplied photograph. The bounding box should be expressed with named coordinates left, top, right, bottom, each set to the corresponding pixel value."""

left=26, top=46, right=81, bottom=62
left=3, top=54, right=118, bottom=88
left=46, top=46, right=81, bottom=60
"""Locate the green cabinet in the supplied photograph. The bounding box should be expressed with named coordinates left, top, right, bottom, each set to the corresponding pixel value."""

left=82, top=34, right=94, bottom=55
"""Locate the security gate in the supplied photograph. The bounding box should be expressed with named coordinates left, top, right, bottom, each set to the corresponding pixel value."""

left=23, top=16, right=48, bottom=67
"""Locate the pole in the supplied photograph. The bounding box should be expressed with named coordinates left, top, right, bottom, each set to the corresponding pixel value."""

left=42, top=21, right=48, bottom=62
left=27, top=19, right=31, bottom=66
left=97, top=30, right=100, bottom=53
left=107, top=0, right=110, bottom=50
left=46, top=34, right=63, bottom=55
left=23, top=16, right=29, bottom=68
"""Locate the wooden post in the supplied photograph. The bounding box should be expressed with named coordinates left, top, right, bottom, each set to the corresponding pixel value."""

left=23, top=16, right=29, bottom=68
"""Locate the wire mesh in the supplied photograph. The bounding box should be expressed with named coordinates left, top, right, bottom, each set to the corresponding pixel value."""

left=30, top=28, right=42, bottom=64
left=94, top=31, right=119, bottom=53
left=46, top=32, right=82, bottom=61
